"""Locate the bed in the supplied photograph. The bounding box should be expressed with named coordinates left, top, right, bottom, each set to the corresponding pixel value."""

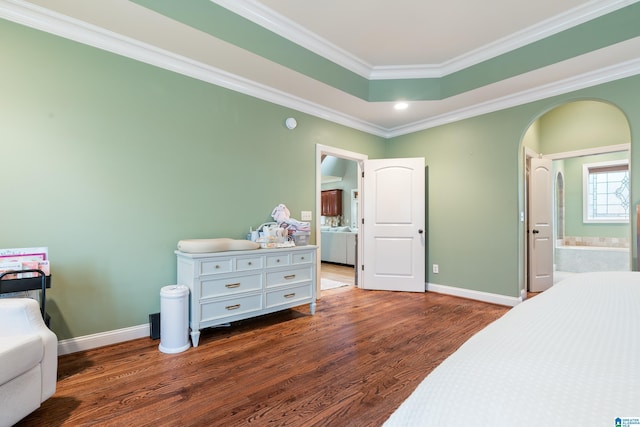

left=384, top=271, right=640, bottom=426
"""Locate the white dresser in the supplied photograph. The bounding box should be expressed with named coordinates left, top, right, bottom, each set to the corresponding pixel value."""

left=176, top=246, right=317, bottom=347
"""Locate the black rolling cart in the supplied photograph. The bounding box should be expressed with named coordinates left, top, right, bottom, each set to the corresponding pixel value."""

left=0, top=269, right=51, bottom=327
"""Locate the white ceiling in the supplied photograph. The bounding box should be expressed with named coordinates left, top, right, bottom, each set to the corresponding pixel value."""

left=252, top=0, right=589, bottom=67
left=6, top=0, right=640, bottom=137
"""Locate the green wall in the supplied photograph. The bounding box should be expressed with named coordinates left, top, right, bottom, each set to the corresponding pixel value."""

left=387, top=79, right=640, bottom=298
left=559, top=152, right=630, bottom=239
left=536, top=101, right=631, bottom=240
left=386, top=112, right=525, bottom=297
left=539, top=101, right=630, bottom=153
left=4, top=16, right=640, bottom=342
left=0, top=20, right=385, bottom=340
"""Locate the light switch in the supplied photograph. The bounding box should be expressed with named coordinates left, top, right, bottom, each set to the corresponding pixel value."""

left=301, top=211, right=312, bottom=221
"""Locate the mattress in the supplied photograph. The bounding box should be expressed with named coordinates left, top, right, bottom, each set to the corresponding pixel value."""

left=384, top=272, right=640, bottom=426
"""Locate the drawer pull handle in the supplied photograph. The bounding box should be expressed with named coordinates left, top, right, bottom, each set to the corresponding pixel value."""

left=248, top=262, right=252, bottom=265
left=276, top=259, right=281, bottom=263
left=226, top=304, right=241, bottom=310
left=215, top=265, right=220, bottom=269
left=284, top=274, right=296, bottom=280
left=300, top=257, right=305, bottom=260
left=284, top=293, right=296, bottom=298
left=225, top=283, right=241, bottom=288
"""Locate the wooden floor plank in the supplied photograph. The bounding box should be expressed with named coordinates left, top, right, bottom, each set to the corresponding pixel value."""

left=18, top=282, right=509, bottom=427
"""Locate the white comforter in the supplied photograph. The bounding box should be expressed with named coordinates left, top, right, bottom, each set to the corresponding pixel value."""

left=384, top=272, right=640, bottom=427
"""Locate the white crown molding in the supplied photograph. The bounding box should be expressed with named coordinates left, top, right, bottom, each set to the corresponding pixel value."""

left=211, top=0, right=374, bottom=78
left=436, top=0, right=639, bottom=77
left=373, top=0, right=639, bottom=79
left=0, top=0, right=388, bottom=137
left=214, top=0, right=638, bottom=80
left=2, top=0, right=640, bottom=140
left=387, top=56, right=640, bottom=138
left=545, top=143, right=631, bottom=160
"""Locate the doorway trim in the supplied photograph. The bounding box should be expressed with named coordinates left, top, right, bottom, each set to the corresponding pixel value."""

left=543, top=143, right=630, bottom=160
left=315, top=144, right=368, bottom=296
left=523, top=143, right=631, bottom=296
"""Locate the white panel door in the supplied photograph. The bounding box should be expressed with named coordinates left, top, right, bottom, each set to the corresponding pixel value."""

left=362, top=158, right=425, bottom=292
left=529, top=157, right=554, bottom=292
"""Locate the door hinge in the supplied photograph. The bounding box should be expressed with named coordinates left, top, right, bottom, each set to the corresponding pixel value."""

left=361, top=218, right=364, bottom=225
left=362, top=171, right=364, bottom=178
left=361, top=264, right=364, bottom=271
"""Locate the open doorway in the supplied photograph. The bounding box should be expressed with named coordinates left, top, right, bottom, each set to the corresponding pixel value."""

left=315, top=145, right=367, bottom=294
left=320, top=156, right=358, bottom=290
left=523, top=100, right=632, bottom=294
left=550, top=149, right=630, bottom=282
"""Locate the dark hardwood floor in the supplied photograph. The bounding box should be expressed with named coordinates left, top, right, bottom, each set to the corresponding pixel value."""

left=19, top=283, right=509, bottom=427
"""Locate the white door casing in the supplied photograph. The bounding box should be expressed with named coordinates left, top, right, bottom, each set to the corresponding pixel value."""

left=362, top=158, right=425, bottom=292
left=316, top=144, right=366, bottom=294
left=528, top=156, right=554, bottom=292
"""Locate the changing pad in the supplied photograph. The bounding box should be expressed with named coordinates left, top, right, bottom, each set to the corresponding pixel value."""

left=177, top=238, right=259, bottom=253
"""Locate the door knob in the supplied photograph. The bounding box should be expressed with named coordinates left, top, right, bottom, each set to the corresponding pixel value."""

left=532, top=229, right=540, bottom=234
left=418, top=229, right=424, bottom=234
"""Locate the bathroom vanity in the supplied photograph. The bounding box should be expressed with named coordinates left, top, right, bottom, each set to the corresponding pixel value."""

left=320, top=228, right=356, bottom=265
left=176, top=246, right=317, bottom=347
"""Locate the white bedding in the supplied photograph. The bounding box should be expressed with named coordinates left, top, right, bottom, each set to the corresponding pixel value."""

left=384, top=272, right=640, bottom=427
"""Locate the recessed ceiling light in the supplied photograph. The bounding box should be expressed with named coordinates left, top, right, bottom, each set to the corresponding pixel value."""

left=394, top=102, right=408, bottom=110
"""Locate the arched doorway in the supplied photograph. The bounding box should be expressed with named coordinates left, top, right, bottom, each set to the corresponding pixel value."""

left=522, top=100, right=632, bottom=294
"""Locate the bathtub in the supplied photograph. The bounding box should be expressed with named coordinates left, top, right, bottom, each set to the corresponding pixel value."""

left=555, top=244, right=630, bottom=273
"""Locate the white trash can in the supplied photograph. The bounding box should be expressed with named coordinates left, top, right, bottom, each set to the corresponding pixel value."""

left=159, top=285, right=191, bottom=354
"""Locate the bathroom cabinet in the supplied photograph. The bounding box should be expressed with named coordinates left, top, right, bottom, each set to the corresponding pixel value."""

left=321, top=231, right=356, bottom=265
left=321, top=189, right=343, bottom=216
left=176, top=246, right=317, bottom=347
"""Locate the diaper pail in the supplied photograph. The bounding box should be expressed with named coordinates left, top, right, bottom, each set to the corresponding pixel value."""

left=159, top=285, right=191, bottom=354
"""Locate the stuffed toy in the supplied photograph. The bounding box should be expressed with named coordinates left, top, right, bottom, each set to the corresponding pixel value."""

left=271, top=204, right=291, bottom=223
left=271, top=204, right=310, bottom=232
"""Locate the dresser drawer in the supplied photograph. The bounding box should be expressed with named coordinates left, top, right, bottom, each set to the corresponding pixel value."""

left=200, top=273, right=262, bottom=299
left=266, top=282, right=313, bottom=308
left=200, top=293, right=263, bottom=322
left=292, top=251, right=313, bottom=265
left=266, top=267, right=312, bottom=288
left=177, top=246, right=317, bottom=348
left=236, top=256, right=264, bottom=271
left=266, top=253, right=290, bottom=268
left=200, top=258, right=233, bottom=275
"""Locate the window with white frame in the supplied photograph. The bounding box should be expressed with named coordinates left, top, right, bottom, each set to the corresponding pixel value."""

left=583, top=160, right=630, bottom=223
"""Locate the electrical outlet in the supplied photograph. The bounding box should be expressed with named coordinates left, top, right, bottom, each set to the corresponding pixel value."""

left=301, top=211, right=312, bottom=221
left=432, top=264, right=439, bottom=274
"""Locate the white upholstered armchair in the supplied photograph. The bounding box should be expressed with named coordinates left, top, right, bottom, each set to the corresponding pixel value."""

left=0, top=298, right=57, bottom=427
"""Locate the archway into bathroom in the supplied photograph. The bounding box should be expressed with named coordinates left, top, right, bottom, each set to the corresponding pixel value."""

left=523, top=99, right=632, bottom=292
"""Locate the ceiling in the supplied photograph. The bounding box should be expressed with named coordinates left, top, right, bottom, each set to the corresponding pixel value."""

left=4, top=0, right=640, bottom=137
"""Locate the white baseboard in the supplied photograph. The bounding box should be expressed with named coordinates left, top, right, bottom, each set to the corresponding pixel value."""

left=58, top=323, right=150, bottom=356
left=427, top=282, right=521, bottom=307
left=57, top=284, right=520, bottom=355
